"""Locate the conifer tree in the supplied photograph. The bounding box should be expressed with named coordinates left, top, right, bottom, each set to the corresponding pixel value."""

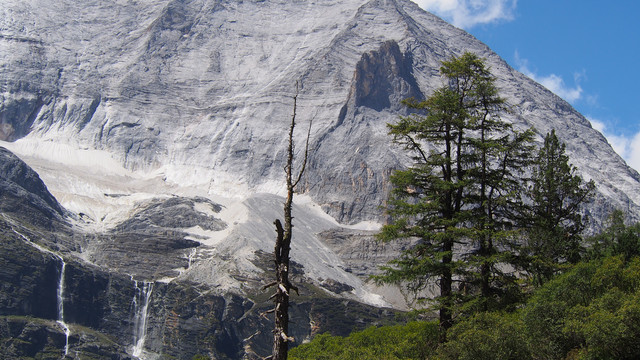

left=377, top=52, right=534, bottom=336
left=523, top=130, right=594, bottom=286
left=463, top=99, right=534, bottom=312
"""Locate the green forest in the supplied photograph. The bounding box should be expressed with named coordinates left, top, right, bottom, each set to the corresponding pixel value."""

left=290, top=53, right=640, bottom=360
left=290, top=220, right=640, bottom=359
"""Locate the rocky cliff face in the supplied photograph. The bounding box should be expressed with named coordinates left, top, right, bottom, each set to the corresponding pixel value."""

left=3, top=0, right=638, bottom=225
left=0, top=147, right=66, bottom=228
left=2, top=0, right=640, bottom=358
left=0, top=149, right=399, bottom=358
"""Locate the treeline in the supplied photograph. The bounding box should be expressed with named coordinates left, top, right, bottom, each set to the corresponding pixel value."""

left=290, top=52, right=640, bottom=359
left=290, top=215, right=640, bottom=359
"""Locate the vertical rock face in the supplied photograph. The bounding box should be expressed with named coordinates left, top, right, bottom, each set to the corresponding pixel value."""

left=1, top=0, right=638, bottom=225
left=0, top=224, right=60, bottom=320
left=352, top=40, right=423, bottom=112
left=1, top=0, right=640, bottom=358
left=306, top=39, right=424, bottom=222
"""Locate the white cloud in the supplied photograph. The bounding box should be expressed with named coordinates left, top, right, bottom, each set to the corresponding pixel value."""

left=590, top=119, right=606, bottom=133
left=515, top=52, right=583, bottom=103
left=589, top=118, right=640, bottom=173
left=629, top=132, right=640, bottom=172
left=414, top=0, right=517, bottom=28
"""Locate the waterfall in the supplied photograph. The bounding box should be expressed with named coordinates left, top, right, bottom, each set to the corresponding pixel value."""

left=56, top=255, right=70, bottom=356
left=187, top=248, right=197, bottom=268
left=132, top=280, right=154, bottom=359
left=11, top=228, right=71, bottom=355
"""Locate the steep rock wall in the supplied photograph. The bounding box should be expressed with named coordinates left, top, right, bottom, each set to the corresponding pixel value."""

left=1, top=0, right=638, bottom=225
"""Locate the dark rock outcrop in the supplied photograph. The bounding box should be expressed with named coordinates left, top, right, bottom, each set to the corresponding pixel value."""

left=305, top=39, right=424, bottom=223
left=115, top=196, right=226, bottom=234
left=0, top=147, right=65, bottom=229
left=352, top=40, right=424, bottom=112
left=0, top=221, right=60, bottom=320
left=86, top=231, right=200, bottom=279
left=0, top=317, right=132, bottom=359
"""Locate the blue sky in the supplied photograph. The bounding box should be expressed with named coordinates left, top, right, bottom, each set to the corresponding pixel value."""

left=413, top=0, right=640, bottom=172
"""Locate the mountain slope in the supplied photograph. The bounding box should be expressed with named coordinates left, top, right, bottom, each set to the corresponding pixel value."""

left=1, top=0, right=640, bottom=358
left=2, top=0, right=638, bottom=226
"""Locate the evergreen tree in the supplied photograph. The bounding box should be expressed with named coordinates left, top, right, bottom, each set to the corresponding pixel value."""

left=588, top=209, right=640, bottom=260
left=463, top=118, right=534, bottom=312
left=377, top=52, right=534, bottom=335
left=523, top=130, right=594, bottom=286
left=377, top=85, right=466, bottom=336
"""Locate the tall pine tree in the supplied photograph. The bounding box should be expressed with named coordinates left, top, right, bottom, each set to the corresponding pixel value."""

left=463, top=95, right=534, bottom=313
left=377, top=52, right=534, bottom=336
left=522, top=130, right=594, bottom=286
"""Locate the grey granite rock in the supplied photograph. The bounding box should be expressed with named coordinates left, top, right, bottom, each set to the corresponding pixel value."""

left=0, top=147, right=65, bottom=228
left=0, top=0, right=637, bottom=226
left=2, top=0, right=640, bottom=358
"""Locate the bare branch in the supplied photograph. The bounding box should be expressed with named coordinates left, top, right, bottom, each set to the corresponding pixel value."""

left=262, top=281, right=277, bottom=290
left=268, top=81, right=310, bottom=360
left=293, top=117, right=312, bottom=189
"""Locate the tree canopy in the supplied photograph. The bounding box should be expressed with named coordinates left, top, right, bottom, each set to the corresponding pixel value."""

left=376, top=52, right=595, bottom=335
left=520, top=129, right=595, bottom=286
left=376, top=52, right=535, bottom=334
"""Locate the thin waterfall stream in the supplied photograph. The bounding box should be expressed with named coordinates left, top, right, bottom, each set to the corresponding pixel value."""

left=131, top=279, right=154, bottom=359
left=11, top=228, right=70, bottom=355
left=56, top=256, right=70, bottom=356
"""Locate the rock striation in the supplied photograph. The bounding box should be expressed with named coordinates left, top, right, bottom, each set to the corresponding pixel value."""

left=1, top=0, right=640, bottom=358
left=0, top=146, right=65, bottom=228
left=1, top=0, right=638, bottom=225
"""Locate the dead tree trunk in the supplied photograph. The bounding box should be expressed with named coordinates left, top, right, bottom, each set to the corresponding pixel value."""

left=264, top=82, right=310, bottom=360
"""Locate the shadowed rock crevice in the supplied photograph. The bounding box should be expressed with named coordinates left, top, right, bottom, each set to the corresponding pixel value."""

left=0, top=95, right=45, bottom=141
left=352, top=40, right=424, bottom=111
left=75, top=96, right=102, bottom=132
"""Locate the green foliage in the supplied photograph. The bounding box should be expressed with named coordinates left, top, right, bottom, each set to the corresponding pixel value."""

left=564, top=288, right=640, bottom=359
left=588, top=209, right=640, bottom=260
left=521, top=130, right=595, bottom=286
left=522, top=255, right=640, bottom=359
left=192, top=355, right=210, bottom=360
left=289, top=321, right=439, bottom=360
left=437, top=312, right=530, bottom=360
left=297, top=255, right=640, bottom=360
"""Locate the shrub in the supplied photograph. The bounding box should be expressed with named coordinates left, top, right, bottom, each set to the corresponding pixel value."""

left=289, top=321, right=439, bottom=360
left=437, top=312, right=530, bottom=360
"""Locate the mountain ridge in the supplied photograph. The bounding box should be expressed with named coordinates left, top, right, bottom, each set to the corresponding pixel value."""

left=1, top=0, right=640, bottom=357
left=4, top=0, right=637, bottom=226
